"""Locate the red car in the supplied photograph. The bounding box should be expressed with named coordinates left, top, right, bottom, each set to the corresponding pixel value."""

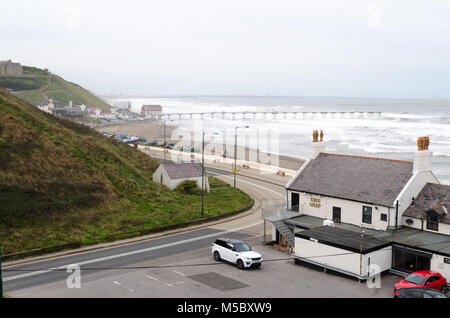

left=394, top=271, right=448, bottom=297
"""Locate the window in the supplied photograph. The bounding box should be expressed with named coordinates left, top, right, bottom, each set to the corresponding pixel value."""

left=380, top=213, right=387, bottom=222
left=426, top=212, right=439, bottom=231
left=362, top=206, right=372, bottom=224
left=332, top=207, right=341, bottom=223
left=214, top=240, right=225, bottom=247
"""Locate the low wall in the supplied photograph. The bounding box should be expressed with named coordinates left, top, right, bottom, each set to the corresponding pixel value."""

left=139, top=145, right=296, bottom=176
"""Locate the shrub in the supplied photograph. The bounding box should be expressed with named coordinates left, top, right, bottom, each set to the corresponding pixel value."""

left=176, top=180, right=200, bottom=194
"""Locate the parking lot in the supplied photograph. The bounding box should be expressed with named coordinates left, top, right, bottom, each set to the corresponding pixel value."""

left=10, top=235, right=400, bottom=298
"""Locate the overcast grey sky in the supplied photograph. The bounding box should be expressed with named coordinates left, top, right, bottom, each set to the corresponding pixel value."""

left=2, top=0, right=450, bottom=98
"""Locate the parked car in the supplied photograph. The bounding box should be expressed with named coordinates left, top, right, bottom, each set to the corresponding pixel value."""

left=394, top=271, right=448, bottom=296
left=212, top=238, right=263, bottom=269
left=394, top=287, right=448, bottom=298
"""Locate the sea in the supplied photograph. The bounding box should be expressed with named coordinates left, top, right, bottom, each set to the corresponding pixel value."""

left=106, top=96, right=450, bottom=185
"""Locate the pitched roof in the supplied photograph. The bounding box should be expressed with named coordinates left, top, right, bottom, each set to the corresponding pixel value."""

left=160, top=162, right=203, bottom=179
left=403, top=183, right=450, bottom=224
left=142, top=105, right=162, bottom=111
left=287, top=153, right=413, bottom=207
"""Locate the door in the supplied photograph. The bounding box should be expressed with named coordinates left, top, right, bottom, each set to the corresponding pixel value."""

left=424, top=276, right=441, bottom=290
left=227, top=243, right=238, bottom=263
left=332, top=207, right=341, bottom=223
left=221, top=243, right=235, bottom=262
left=291, top=193, right=299, bottom=212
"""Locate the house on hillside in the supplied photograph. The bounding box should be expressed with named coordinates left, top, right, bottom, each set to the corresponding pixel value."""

left=153, top=162, right=210, bottom=192
left=141, top=105, right=163, bottom=117
left=265, top=131, right=450, bottom=282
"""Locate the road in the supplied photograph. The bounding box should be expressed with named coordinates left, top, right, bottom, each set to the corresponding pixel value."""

left=2, top=166, right=398, bottom=298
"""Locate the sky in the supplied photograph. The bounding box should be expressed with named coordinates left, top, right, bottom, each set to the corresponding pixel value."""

left=2, top=0, right=450, bottom=98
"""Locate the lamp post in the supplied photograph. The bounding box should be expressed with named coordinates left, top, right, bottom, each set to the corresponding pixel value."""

left=233, top=126, right=250, bottom=189
left=162, top=120, right=173, bottom=162
left=0, top=242, right=3, bottom=298
left=202, top=132, right=219, bottom=217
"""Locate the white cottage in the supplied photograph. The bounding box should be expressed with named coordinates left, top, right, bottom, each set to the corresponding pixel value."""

left=153, top=162, right=210, bottom=192
left=268, top=131, right=450, bottom=282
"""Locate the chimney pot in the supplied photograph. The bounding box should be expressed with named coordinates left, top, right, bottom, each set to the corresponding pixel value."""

left=413, top=136, right=432, bottom=173
left=310, top=130, right=325, bottom=159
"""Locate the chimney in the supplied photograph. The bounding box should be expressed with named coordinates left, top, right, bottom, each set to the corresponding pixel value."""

left=413, top=136, right=432, bottom=173
left=310, top=130, right=325, bottom=159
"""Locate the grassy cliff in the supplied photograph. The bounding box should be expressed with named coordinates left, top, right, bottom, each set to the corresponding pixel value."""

left=0, top=90, right=252, bottom=255
left=0, top=66, right=111, bottom=110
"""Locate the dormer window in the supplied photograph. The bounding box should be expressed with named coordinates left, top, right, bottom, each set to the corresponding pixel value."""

left=426, top=210, right=439, bottom=231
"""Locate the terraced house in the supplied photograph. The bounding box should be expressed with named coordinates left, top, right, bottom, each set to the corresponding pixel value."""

left=266, top=131, right=450, bottom=283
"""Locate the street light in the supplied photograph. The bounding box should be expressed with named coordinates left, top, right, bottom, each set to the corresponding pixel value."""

left=0, top=242, right=3, bottom=298
left=202, top=131, right=219, bottom=218
left=234, top=126, right=250, bottom=189
left=162, top=119, right=173, bottom=162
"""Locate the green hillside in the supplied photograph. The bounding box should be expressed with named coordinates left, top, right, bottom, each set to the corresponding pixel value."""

left=0, top=66, right=111, bottom=110
left=0, top=89, right=252, bottom=255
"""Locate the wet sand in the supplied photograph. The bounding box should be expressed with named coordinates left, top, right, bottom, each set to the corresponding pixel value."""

left=102, top=120, right=305, bottom=171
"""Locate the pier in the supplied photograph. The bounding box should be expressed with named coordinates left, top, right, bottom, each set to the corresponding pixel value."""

left=151, top=111, right=382, bottom=121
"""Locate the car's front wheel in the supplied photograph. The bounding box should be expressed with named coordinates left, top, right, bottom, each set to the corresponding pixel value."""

left=213, top=251, right=221, bottom=261
left=237, top=259, right=245, bottom=270
left=441, top=285, right=447, bottom=294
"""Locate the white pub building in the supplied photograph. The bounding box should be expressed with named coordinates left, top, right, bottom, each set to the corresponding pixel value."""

left=267, top=131, right=450, bottom=282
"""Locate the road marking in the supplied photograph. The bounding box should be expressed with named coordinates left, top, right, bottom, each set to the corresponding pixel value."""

left=145, top=275, right=159, bottom=281
left=4, top=221, right=263, bottom=282
left=209, top=171, right=286, bottom=200
left=113, top=280, right=134, bottom=292
left=172, top=270, right=186, bottom=277
left=146, top=274, right=174, bottom=287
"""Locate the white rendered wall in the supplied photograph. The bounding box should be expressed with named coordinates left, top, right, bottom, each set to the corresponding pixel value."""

left=294, top=237, right=362, bottom=276
left=431, top=254, right=450, bottom=282
left=289, top=191, right=391, bottom=231
left=152, top=166, right=210, bottom=191
left=363, top=247, right=392, bottom=275
left=401, top=216, right=450, bottom=236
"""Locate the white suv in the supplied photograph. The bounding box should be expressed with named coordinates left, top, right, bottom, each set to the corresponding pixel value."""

left=212, top=238, right=263, bottom=269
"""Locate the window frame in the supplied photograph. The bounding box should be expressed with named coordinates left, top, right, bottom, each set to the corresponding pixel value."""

left=380, top=213, right=387, bottom=222
left=362, top=206, right=373, bottom=224
left=426, top=212, right=439, bottom=231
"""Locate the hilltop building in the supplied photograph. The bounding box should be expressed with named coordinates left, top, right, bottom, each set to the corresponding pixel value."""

left=0, top=60, right=23, bottom=76
left=35, top=99, right=83, bottom=118
left=153, top=162, right=210, bottom=192
left=141, top=105, right=162, bottom=117
left=266, top=131, right=450, bottom=282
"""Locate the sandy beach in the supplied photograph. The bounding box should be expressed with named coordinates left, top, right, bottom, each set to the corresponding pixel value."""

left=101, top=120, right=305, bottom=171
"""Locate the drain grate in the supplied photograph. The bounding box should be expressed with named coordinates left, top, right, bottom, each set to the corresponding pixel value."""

left=188, top=272, right=249, bottom=291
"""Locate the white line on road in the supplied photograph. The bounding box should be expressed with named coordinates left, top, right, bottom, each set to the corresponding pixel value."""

left=4, top=220, right=263, bottom=282
left=113, top=280, right=134, bottom=292
left=145, top=275, right=159, bottom=281
left=172, top=270, right=186, bottom=277
left=209, top=171, right=286, bottom=200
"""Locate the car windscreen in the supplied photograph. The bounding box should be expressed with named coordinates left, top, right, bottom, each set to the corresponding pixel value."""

left=404, top=274, right=426, bottom=285
left=233, top=243, right=252, bottom=252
